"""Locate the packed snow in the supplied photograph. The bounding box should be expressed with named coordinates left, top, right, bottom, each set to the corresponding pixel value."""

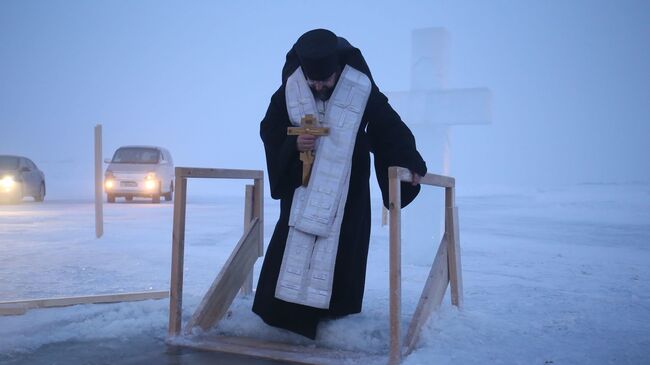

left=1, top=184, right=649, bottom=364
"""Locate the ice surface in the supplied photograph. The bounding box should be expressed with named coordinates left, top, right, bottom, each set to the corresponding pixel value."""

left=1, top=185, right=649, bottom=364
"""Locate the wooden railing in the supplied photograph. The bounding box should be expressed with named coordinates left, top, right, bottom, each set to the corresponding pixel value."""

left=168, top=167, right=264, bottom=336
left=167, top=166, right=462, bottom=365
left=388, top=166, right=463, bottom=364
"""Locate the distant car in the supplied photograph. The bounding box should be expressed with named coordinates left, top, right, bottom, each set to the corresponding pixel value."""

left=0, top=155, right=46, bottom=203
left=104, top=146, right=174, bottom=203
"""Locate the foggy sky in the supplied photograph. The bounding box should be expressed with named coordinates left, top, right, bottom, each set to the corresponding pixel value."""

left=1, top=0, right=648, bottom=198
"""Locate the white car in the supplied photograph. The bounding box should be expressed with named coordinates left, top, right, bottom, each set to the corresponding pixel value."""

left=104, top=146, right=174, bottom=203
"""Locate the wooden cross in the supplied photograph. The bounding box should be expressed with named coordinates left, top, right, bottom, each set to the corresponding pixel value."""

left=287, top=114, right=330, bottom=186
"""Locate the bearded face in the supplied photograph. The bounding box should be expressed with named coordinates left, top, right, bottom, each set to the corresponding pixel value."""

left=307, top=72, right=339, bottom=101
left=311, top=85, right=335, bottom=101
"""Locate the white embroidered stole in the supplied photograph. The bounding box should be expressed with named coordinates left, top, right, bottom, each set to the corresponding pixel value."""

left=275, top=65, right=371, bottom=309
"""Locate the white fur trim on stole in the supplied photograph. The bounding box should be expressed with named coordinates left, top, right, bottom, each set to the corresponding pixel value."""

left=276, top=65, right=371, bottom=309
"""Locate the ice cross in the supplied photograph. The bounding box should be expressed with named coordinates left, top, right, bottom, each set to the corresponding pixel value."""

left=287, top=114, right=330, bottom=186
left=386, top=27, right=492, bottom=264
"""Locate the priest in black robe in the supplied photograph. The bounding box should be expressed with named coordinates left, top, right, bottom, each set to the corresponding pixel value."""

left=253, top=29, right=427, bottom=339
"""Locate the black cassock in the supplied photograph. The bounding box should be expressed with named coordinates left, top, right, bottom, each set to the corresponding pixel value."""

left=252, top=37, right=427, bottom=339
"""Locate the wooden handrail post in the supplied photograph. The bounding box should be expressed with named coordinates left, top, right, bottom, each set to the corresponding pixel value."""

left=444, top=186, right=454, bottom=208
left=169, top=174, right=188, bottom=336
left=253, top=177, right=264, bottom=257
left=240, top=185, right=255, bottom=296
left=388, top=167, right=402, bottom=365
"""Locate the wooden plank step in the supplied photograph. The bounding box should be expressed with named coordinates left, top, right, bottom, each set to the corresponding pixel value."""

left=0, top=305, right=27, bottom=316
left=0, top=290, right=169, bottom=316
left=167, top=335, right=385, bottom=365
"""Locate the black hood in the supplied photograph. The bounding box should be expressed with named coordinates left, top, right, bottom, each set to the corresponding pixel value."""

left=281, top=34, right=374, bottom=85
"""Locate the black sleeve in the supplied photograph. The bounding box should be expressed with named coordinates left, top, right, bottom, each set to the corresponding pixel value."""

left=260, top=86, right=302, bottom=200
left=366, top=85, right=428, bottom=209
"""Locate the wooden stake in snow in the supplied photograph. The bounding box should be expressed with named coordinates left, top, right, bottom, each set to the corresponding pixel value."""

left=94, top=124, right=103, bottom=238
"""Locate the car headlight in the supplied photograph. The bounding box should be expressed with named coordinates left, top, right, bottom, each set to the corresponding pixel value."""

left=105, top=179, right=115, bottom=189
left=1, top=175, right=16, bottom=191
left=145, top=179, right=158, bottom=190
left=144, top=172, right=158, bottom=190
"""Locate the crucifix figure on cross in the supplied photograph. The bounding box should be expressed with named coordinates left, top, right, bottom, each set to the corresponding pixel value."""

left=287, top=114, right=330, bottom=186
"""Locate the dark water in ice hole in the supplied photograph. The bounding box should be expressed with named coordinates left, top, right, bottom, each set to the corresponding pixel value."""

left=0, top=335, right=289, bottom=365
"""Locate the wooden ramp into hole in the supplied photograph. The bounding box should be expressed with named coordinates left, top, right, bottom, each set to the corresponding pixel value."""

left=185, top=218, right=261, bottom=332
left=404, top=234, right=449, bottom=355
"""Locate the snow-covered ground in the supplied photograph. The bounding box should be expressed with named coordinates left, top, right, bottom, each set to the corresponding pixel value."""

left=1, top=184, right=649, bottom=364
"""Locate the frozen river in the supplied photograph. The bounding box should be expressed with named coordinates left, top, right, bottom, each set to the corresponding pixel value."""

left=1, top=184, right=649, bottom=364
